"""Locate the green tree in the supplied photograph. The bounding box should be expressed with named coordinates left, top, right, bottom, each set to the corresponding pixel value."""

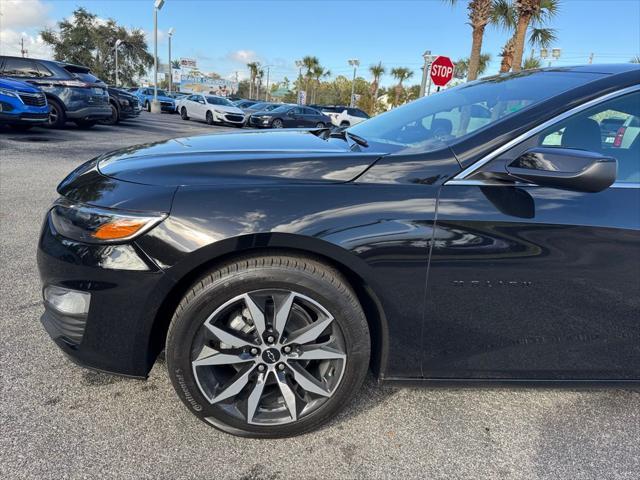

left=311, top=65, right=331, bottom=103
left=301, top=55, right=320, bottom=98
left=446, top=0, right=493, bottom=80
left=40, top=7, right=153, bottom=86
left=522, top=56, right=542, bottom=69
left=369, top=62, right=385, bottom=113
left=390, top=67, right=414, bottom=106
left=246, top=62, right=260, bottom=99
left=171, top=60, right=181, bottom=69
left=454, top=53, right=492, bottom=78
left=631, top=56, right=640, bottom=63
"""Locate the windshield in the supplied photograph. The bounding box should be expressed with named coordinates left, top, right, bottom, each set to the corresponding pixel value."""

left=155, top=89, right=168, bottom=96
left=349, top=70, right=604, bottom=153
left=206, top=96, right=233, bottom=106
left=270, top=105, right=292, bottom=113
left=249, top=102, right=269, bottom=110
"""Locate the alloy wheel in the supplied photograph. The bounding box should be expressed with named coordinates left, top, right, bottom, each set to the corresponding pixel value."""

left=48, top=106, right=58, bottom=125
left=272, top=119, right=283, bottom=128
left=191, top=289, right=347, bottom=426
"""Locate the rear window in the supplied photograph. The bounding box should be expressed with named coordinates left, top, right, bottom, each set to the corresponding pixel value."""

left=63, top=65, right=101, bottom=84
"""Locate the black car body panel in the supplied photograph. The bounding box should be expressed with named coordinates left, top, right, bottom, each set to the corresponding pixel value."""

left=107, top=87, right=141, bottom=120
left=0, top=55, right=111, bottom=121
left=37, top=65, right=640, bottom=381
left=249, top=105, right=332, bottom=128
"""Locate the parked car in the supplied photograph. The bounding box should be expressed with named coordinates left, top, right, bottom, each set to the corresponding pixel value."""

left=249, top=105, right=331, bottom=128
left=611, top=114, right=640, bottom=152
left=130, top=87, right=175, bottom=112
left=233, top=99, right=259, bottom=109
left=241, top=102, right=286, bottom=124
left=0, top=55, right=110, bottom=128
left=178, top=93, right=245, bottom=127
left=99, top=87, right=142, bottom=125
left=0, top=76, right=48, bottom=130
left=37, top=64, right=640, bottom=438
left=310, top=105, right=370, bottom=127
left=599, top=116, right=626, bottom=144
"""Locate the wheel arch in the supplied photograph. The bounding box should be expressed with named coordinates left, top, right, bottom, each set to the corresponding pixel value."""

left=144, top=233, right=390, bottom=379
left=43, top=93, right=66, bottom=110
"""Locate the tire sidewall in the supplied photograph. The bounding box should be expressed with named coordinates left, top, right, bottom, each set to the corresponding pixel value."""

left=166, top=260, right=370, bottom=437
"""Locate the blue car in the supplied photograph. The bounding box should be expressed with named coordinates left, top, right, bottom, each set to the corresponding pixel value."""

left=130, top=87, right=175, bottom=112
left=0, top=77, right=48, bottom=130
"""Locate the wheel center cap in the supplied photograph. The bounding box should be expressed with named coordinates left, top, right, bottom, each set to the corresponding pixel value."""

left=262, top=348, right=280, bottom=364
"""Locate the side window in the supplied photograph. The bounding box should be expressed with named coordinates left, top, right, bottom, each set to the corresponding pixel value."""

left=539, top=92, right=640, bottom=183
left=35, top=62, right=54, bottom=77
left=292, top=107, right=304, bottom=115
left=303, top=108, right=316, bottom=115
left=2, top=58, right=39, bottom=77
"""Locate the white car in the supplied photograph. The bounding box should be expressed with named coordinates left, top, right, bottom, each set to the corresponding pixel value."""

left=313, top=105, right=370, bottom=127
left=178, top=94, right=245, bottom=127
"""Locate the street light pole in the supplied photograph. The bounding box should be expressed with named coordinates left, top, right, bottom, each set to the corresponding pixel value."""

left=167, top=27, right=174, bottom=95
left=348, top=58, right=359, bottom=107
left=295, top=60, right=303, bottom=104
left=419, top=50, right=436, bottom=97
left=114, top=39, right=122, bottom=87
left=151, top=0, right=165, bottom=113
left=265, top=65, right=270, bottom=101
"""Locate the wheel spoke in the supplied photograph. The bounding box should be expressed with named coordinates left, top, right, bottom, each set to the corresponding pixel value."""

left=210, top=365, right=255, bottom=404
left=246, top=371, right=267, bottom=424
left=285, top=316, right=333, bottom=345
left=193, top=346, right=253, bottom=368
left=205, top=323, right=254, bottom=348
left=295, top=344, right=346, bottom=362
left=275, top=370, right=297, bottom=421
left=242, top=293, right=266, bottom=337
left=288, top=363, right=331, bottom=397
left=274, top=292, right=295, bottom=337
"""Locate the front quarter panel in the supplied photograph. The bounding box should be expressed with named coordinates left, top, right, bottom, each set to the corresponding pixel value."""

left=137, top=181, right=444, bottom=378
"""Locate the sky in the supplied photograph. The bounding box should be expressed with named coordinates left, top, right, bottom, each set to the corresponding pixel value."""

left=1, top=0, right=639, bottom=87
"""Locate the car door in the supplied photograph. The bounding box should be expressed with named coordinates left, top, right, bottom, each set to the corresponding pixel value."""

left=424, top=89, right=640, bottom=380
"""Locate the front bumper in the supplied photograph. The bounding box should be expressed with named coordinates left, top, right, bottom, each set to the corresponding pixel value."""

left=0, top=111, right=48, bottom=124
left=37, top=213, right=169, bottom=377
left=249, top=116, right=270, bottom=128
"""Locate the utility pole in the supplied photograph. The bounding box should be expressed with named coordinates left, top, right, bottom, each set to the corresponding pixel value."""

left=420, top=50, right=436, bottom=97
left=167, top=27, right=174, bottom=94
left=114, top=39, right=122, bottom=86
left=588, top=52, right=594, bottom=64
left=20, top=37, right=28, bottom=57
left=151, top=0, right=165, bottom=113
left=295, top=60, right=303, bottom=104
left=348, top=58, right=359, bottom=107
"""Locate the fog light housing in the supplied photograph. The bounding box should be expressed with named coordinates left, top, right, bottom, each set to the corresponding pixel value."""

left=43, top=285, right=91, bottom=316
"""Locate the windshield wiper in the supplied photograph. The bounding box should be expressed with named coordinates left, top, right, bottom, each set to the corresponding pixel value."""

left=310, top=126, right=369, bottom=149
left=344, top=131, right=368, bottom=148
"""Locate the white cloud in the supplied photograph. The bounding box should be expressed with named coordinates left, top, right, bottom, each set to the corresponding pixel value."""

left=0, top=29, right=52, bottom=58
left=0, top=0, right=52, bottom=29
left=143, top=28, right=167, bottom=45
left=226, top=49, right=259, bottom=64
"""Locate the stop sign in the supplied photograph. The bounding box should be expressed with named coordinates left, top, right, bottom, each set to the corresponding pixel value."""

left=430, top=56, right=455, bottom=87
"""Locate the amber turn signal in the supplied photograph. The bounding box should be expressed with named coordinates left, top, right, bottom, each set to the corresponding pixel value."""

left=92, top=219, right=149, bottom=240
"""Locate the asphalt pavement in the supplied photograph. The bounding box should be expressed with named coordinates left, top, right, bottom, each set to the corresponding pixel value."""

left=1, top=112, right=639, bottom=479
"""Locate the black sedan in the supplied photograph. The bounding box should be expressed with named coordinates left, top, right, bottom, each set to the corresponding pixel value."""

left=37, top=64, right=640, bottom=438
left=249, top=104, right=331, bottom=128
left=100, top=87, right=142, bottom=125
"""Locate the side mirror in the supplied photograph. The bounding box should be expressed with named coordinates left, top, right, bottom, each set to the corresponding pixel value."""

left=506, top=147, right=617, bottom=193
left=287, top=110, right=295, bottom=116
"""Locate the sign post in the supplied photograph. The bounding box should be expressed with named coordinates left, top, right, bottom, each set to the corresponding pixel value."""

left=429, top=56, right=455, bottom=90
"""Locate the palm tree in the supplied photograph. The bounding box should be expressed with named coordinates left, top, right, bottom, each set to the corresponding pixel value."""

left=522, top=56, right=542, bottom=69
left=492, top=0, right=559, bottom=72
left=256, top=68, right=264, bottom=99
left=170, top=60, right=180, bottom=69
left=390, top=67, right=413, bottom=106
left=446, top=0, right=493, bottom=81
left=369, top=62, right=385, bottom=113
left=454, top=53, right=492, bottom=78
left=311, top=65, right=330, bottom=103
left=301, top=56, right=319, bottom=100
left=511, top=0, right=543, bottom=72
left=631, top=56, right=640, bottom=63
left=247, top=61, right=259, bottom=98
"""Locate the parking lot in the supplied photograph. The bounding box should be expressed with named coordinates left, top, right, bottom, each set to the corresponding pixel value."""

left=1, top=112, right=639, bottom=479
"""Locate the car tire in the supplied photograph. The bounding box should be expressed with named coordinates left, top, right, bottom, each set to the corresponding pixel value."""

left=166, top=253, right=371, bottom=438
left=180, top=107, right=189, bottom=120
left=315, top=122, right=325, bottom=128
left=74, top=120, right=97, bottom=129
left=206, top=111, right=214, bottom=125
left=46, top=98, right=66, bottom=128
left=99, top=102, right=120, bottom=125
left=272, top=118, right=283, bottom=129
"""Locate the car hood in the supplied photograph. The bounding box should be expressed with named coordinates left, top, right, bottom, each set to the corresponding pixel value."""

left=0, top=77, right=41, bottom=93
left=156, top=96, right=175, bottom=102
left=209, top=104, right=243, bottom=114
left=93, top=130, right=384, bottom=187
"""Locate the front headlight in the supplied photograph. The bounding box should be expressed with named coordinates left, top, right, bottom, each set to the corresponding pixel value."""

left=50, top=199, right=166, bottom=244
left=0, top=87, right=21, bottom=100
left=120, top=98, right=130, bottom=106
